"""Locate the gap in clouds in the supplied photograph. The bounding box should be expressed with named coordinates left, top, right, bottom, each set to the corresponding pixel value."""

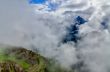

left=0, top=0, right=110, bottom=72
left=29, top=0, right=60, bottom=12
left=29, top=0, right=47, bottom=4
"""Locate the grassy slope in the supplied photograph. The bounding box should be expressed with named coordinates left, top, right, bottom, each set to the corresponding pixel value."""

left=0, top=48, right=30, bottom=70
left=0, top=47, right=75, bottom=72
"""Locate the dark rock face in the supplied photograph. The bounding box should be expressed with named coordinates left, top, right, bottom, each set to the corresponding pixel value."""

left=75, top=16, right=87, bottom=25
left=62, top=24, right=79, bottom=43
left=62, top=16, right=87, bottom=44
left=101, top=17, right=109, bottom=29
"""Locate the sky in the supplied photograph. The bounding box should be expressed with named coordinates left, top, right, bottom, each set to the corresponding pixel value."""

left=29, top=0, right=47, bottom=4
left=0, top=0, right=110, bottom=72
left=29, top=0, right=59, bottom=11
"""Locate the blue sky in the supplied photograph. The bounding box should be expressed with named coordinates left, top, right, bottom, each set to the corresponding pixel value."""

left=29, top=0, right=58, bottom=11
left=29, top=0, right=47, bottom=4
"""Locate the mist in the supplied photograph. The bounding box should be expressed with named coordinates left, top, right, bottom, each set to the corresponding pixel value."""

left=0, top=0, right=110, bottom=72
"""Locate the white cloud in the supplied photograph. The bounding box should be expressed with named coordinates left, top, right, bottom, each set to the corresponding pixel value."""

left=0, top=0, right=110, bottom=72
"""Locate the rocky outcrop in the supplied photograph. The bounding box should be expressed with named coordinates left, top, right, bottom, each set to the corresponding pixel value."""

left=0, top=46, right=75, bottom=72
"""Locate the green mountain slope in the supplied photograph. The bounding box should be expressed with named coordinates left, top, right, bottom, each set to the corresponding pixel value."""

left=0, top=46, right=75, bottom=72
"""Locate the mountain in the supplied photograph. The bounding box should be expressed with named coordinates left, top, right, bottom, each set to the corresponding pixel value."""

left=0, top=46, right=75, bottom=72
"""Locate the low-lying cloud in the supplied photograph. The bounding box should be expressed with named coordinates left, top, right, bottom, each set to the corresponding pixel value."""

left=0, top=0, right=110, bottom=72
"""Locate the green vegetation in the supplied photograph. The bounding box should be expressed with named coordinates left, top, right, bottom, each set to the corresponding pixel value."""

left=0, top=46, right=75, bottom=72
left=0, top=47, right=46, bottom=72
left=0, top=48, right=30, bottom=70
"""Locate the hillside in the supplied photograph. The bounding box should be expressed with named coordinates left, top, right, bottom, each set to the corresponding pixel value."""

left=0, top=46, right=74, bottom=72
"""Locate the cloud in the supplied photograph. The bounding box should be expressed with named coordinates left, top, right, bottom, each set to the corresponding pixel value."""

left=0, top=0, right=110, bottom=72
